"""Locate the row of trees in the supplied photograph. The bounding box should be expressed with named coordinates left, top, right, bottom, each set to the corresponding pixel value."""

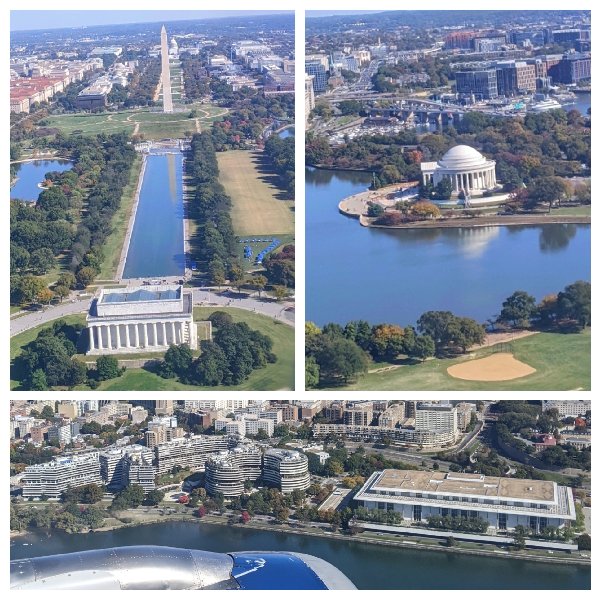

left=187, top=132, right=240, bottom=285
left=306, top=106, right=589, bottom=190
left=10, top=133, right=136, bottom=306
left=263, top=135, right=294, bottom=198
left=306, top=310, right=485, bottom=387
left=499, top=281, right=591, bottom=330
left=262, top=244, right=295, bottom=289
left=181, top=55, right=211, bottom=100
left=155, top=311, right=276, bottom=387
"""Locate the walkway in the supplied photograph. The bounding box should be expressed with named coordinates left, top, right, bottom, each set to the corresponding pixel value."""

left=10, top=286, right=294, bottom=337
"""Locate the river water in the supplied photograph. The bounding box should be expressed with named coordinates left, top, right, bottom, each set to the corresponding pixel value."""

left=277, top=126, right=295, bottom=139
left=10, top=159, right=73, bottom=201
left=122, top=152, right=186, bottom=279
left=306, top=168, right=590, bottom=326
left=10, top=522, right=590, bottom=590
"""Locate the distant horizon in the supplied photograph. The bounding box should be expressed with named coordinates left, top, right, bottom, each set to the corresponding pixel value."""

left=10, top=10, right=293, bottom=32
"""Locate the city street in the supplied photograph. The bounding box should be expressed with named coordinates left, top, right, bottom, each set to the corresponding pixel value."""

left=10, top=286, right=294, bottom=337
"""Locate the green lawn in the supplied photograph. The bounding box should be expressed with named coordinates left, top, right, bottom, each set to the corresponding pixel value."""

left=549, top=205, right=591, bottom=217
left=97, top=153, right=143, bottom=280
left=235, top=233, right=295, bottom=272
left=330, top=330, right=590, bottom=391
left=11, top=308, right=294, bottom=391
left=42, top=106, right=225, bottom=140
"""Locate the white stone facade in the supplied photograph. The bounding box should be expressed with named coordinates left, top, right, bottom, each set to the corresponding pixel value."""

left=421, top=145, right=497, bottom=194
left=86, top=285, right=205, bottom=354
left=354, top=470, right=576, bottom=533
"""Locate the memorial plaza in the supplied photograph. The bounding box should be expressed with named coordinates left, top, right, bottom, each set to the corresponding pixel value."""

left=86, top=285, right=205, bottom=354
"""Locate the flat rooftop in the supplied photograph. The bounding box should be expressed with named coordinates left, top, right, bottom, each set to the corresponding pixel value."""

left=375, top=470, right=555, bottom=503
left=101, top=287, right=181, bottom=304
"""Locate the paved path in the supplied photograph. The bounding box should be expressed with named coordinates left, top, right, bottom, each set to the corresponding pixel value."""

left=11, top=286, right=294, bottom=337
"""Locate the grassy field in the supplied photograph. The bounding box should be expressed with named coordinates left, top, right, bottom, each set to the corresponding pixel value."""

left=235, top=233, right=295, bottom=270
left=330, top=330, right=591, bottom=391
left=549, top=205, right=591, bottom=217
left=11, top=308, right=294, bottom=391
left=42, top=105, right=226, bottom=140
left=97, top=153, right=143, bottom=280
left=218, top=150, right=294, bottom=237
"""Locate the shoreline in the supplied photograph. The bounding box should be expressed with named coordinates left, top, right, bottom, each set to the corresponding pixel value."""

left=11, top=513, right=590, bottom=567
left=361, top=214, right=591, bottom=229
left=116, top=153, right=147, bottom=281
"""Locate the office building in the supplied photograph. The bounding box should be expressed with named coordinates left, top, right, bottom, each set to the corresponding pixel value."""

left=455, top=68, right=499, bottom=99
left=541, top=400, right=591, bottom=418
left=205, top=445, right=262, bottom=497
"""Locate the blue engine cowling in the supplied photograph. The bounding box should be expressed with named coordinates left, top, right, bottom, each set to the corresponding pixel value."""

left=10, top=546, right=356, bottom=590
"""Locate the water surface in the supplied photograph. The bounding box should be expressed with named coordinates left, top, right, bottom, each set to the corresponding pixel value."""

left=10, top=523, right=590, bottom=590
left=11, top=159, right=73, bottom=201
left=306, top=168, right=590, bottom=326
left=122, top=152, right=185, bottom=278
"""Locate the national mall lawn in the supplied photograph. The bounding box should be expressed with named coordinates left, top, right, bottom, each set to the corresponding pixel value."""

left=329, top=329, right=590, bottom=391
left=10, top=307, right=294, bottom=391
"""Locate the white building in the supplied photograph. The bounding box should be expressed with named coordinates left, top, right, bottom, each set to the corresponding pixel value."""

left=154, top=435, right=232, bottom=474
left=354, top=470, right=576, bottom=533
left=205, top=445, right=262, bottom=497
left=22, top=453, right=102, bottom=498
left=542, top=400, right=591, bottom=418
left=47, top=425, right=72, bottom=446
left=421, top=145, right=497, bottom=195
left=86, top=285, right=204, bottom=354
left=263, top=449, right=310, bottom=493
left=415, top=404, right=458, bottom=437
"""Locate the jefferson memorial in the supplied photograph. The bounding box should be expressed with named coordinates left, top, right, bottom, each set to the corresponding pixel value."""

left=421, top=144, right=497, bottom=195
left=86, top=285, right=205, bottom=354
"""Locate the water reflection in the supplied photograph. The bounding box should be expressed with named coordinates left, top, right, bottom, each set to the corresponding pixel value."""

left=10, top=160, right=73, bottom=201
left=539, top=223, right=577, bottom=252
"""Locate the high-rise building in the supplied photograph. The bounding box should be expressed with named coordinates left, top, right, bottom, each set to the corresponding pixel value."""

left=305, top=60, right=327, bottom=93
left=455, top=69, right=499, bottom=99
left=548, top=53, right=591, bottom=84
left=205, top=445, right=262, bottom=497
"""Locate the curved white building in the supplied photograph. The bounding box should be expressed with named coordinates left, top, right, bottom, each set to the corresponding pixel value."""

left=205, top=445, right=262, bottom=497
left=421, top=145, right=497, bottom=194
left=263, top=449, right=310, bottom=493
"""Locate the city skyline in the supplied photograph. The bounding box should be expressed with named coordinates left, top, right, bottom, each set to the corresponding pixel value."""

left=10, top=10, right=294, bottom=32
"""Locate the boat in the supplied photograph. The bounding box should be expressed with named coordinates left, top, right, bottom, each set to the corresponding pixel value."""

left=528, top=98, right=562, bottom=113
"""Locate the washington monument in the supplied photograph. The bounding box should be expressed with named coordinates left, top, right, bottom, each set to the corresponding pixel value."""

left=160, top=25, right=173, bottom=113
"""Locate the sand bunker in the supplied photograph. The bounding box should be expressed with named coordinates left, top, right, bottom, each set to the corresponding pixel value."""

left=447, top=353, right=536, bottom=381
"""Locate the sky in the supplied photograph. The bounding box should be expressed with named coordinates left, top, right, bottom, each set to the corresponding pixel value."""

left=10, top=10, right=293, bottom=32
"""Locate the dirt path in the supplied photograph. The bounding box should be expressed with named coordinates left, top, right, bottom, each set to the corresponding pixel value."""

left=470, top=329, right=539, bottom=350
left=133, top=122, right=140, bottom=135
left=195, top=118, right=201, bottom=133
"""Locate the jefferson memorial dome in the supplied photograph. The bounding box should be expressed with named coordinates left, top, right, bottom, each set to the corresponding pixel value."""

left=421, top=144, right=497, bottom=195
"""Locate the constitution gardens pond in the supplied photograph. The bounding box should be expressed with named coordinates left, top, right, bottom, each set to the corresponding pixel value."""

left=11, top=522, right=590, bottom=590
left=306, top=167, right=591, bottom=327
left=10, top=159, right=73, bottom=201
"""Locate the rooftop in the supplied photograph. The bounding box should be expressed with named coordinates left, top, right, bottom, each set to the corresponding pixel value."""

left=375, top=470, right=555, bottom=503
left=101, top=287, right=181, bottom=304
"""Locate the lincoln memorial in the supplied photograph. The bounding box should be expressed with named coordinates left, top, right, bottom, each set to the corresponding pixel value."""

left=86, top=285, right=204, bottom=354
left=420, top=144, right=497, bottom=195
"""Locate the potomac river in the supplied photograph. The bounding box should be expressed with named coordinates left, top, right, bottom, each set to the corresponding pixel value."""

left=11, top=522, right=590, bottom=590
left=306, top=167, right=590, bottom=326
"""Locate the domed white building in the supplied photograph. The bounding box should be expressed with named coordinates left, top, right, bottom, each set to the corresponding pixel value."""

left=421, top=144, right=497, bottom=195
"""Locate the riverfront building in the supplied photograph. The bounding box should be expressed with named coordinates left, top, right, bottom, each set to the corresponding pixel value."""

left=86, top=285, right=204, bottom=354
left=262, top=449, right=310, bottom=493
left=421, top=145, right=497, bottom=195
left=22, top=453, right=102, bottom=498
left=354, top=470, right=577, bottom=533
left=205, top=445, right=262, bottom=497
left=153, top=435, right=233, bottom=475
